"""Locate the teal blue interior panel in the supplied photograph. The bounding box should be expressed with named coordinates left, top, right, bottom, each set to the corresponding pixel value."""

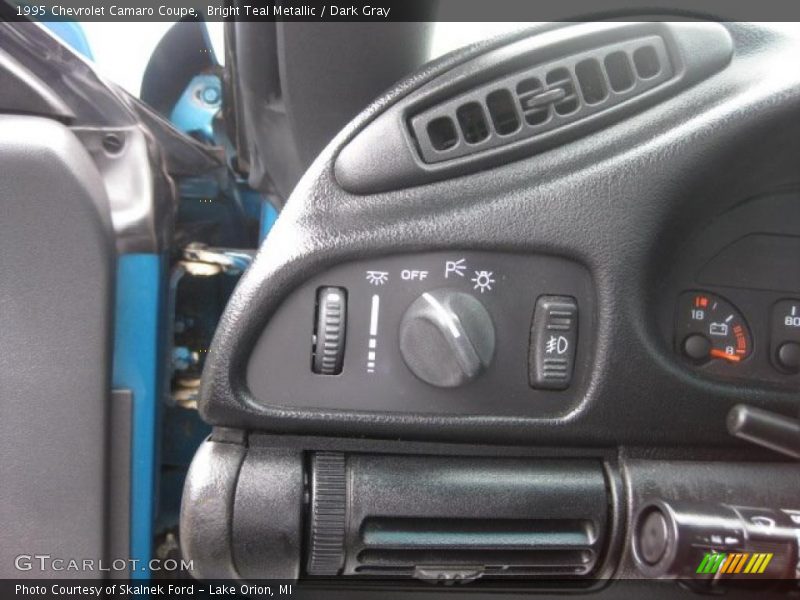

left=112, top=253, right=165, bottom=578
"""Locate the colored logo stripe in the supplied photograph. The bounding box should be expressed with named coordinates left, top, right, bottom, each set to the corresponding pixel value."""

left=697, top=553, right=727, bottom=574
left=745, top=553, right=772, bottom=574
left=721, top=553, right=747, bottom=574
left=696, top=552, right=773, bottom=575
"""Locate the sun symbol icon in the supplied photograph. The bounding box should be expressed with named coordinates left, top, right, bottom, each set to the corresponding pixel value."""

left=471, top=270, right=495, bottom=293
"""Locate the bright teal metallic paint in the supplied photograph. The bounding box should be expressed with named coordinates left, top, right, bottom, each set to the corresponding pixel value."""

left=41, top=21, right=94, bottom=60
left=260, top=199, right=279, bottom=242
left=170, top=74, right=222, bottom=142
left=112, top=254, right=165, bottom=578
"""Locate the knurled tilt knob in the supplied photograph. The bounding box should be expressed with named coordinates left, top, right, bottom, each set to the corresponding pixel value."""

left=312, top=287, right=346, bottom=375
left=306, top=452, right=347, bottom=575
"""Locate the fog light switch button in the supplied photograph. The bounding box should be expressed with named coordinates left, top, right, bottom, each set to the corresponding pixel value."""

left=529, top=296, right=578, bottom=390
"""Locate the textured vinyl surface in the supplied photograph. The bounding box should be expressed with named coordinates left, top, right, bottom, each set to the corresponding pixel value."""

left=0, top=116, right=114, bottom=577
left=200, top=21, right=800, bottom=447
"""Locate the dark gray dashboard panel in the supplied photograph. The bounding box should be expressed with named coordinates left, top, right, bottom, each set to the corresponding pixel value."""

left=657, top=191, right=800, bottom=387
left=247, top=252, right=593, bottom=416
left=200, top=21, right=800, bottom=447
left=617, top=458, right=800, bottom=581
left=0, top=116, right=114, bottom=576
left=334, top=21, right=733, bottom=194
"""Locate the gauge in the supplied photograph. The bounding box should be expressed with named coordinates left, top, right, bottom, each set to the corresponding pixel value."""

left=675, top=291, right=752, bottom=364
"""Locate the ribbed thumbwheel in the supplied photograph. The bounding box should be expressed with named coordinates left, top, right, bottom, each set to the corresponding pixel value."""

left=306, top=452, right=347, bottom=575
left=312, top=287, right=347, bottom=375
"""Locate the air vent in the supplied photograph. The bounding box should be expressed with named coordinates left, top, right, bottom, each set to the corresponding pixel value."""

left=307, top=454, right=611, bottom=585
left=604, top=51, right=635, bottom=92
left=516, top=77, right=549, bottom=125
left=633, top=45, right=662, bottom=78
left=426, top=116, right=458, bottom=151
left=353, top=518, right=600, bottom=578
left=575, top=59, right=608, bottom=105
left=456, top=102, right=489, bottom=144
left=410, top=34, right=673, bottom=164
left=546, top=67, right=580, bottom=115
left=485, top=89, right=520, bottom=135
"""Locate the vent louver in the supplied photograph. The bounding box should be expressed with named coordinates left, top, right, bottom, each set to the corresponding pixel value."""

left=352, top=517, right=601, bottom=579
left=306, top=454, right=612, bottom=585
left=411, top=35, right=672, bottom=164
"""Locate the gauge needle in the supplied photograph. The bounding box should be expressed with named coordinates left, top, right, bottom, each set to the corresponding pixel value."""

left=710, top=349, right=741, bottom=362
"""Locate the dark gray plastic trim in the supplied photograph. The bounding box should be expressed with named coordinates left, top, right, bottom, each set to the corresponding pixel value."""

left=199, top=22, right=800, bottom=447
left=335, top=21, right=733, bottom=194
left=180, top=438, right=246, bottom=580
left=246, top=251, right=594, bottom=419
left=339, top=455, right=609, bottom=579
left=108, top=389, right=132, bottom=579
left=617, top=458, right=800, bottom=580
left=0, top=115, right=114, bottom=577
left=411, top=35, right=673, bottom=163
left=232, top=447, right=304, bottom=580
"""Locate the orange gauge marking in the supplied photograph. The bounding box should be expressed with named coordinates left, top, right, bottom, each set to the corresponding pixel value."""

left=710, top=349, right=741, bottom=362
